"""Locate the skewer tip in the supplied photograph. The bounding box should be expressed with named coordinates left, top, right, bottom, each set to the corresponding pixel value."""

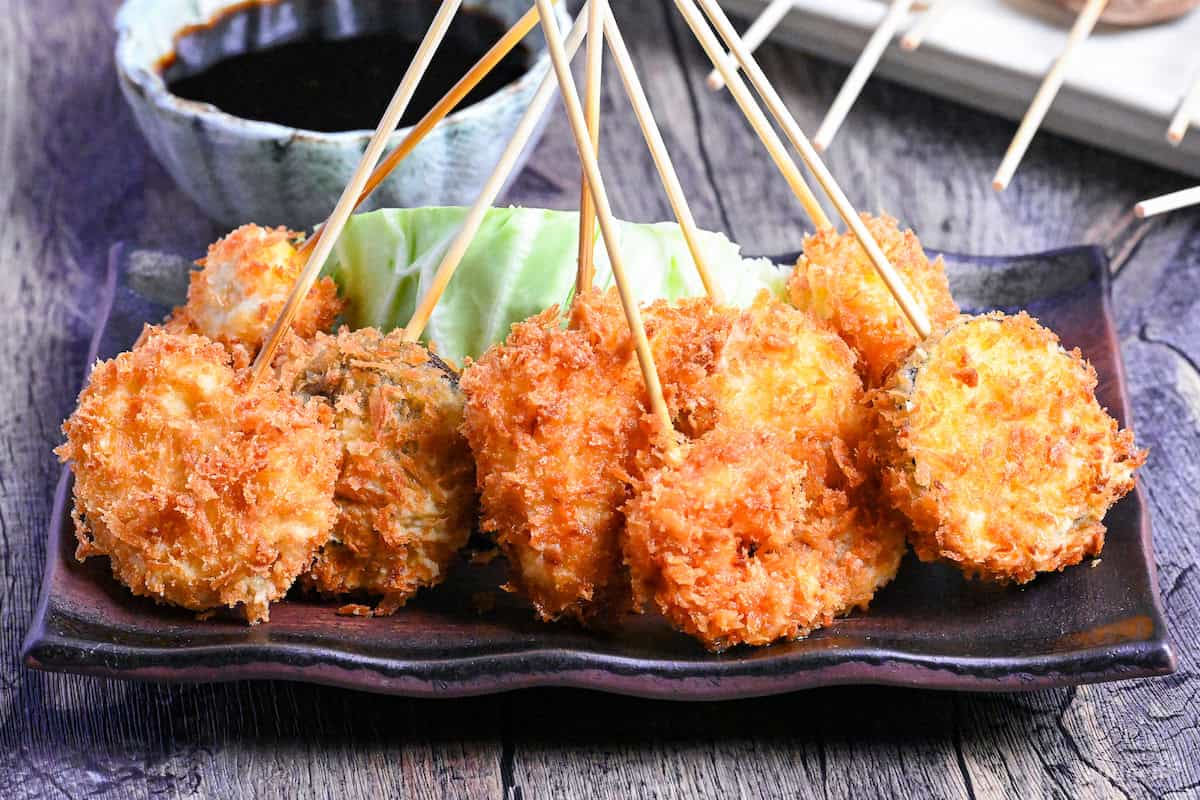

left=1166, top=129, right=1184, bottom=145
left=812, top=137, right=828, bottom=153
left=706, top=71, right=727, bottom=91
left=991, top=176, right=1008, bottom=192
left=1133, top=202, right=1148, bottom=219
left=899, top=36, right=918, bottom=50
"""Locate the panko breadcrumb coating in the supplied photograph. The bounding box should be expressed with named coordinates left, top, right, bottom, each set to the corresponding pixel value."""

left=874, top=312, right=1145, bottom=583
left=790, top=214, right=959, bottom=386
left=274, top=328, right=476, bottom=615
left=166, top=224, right=343, bottom=353
left=624, top=427, right=906, bottom=651
left=461, top=290, right=657, bottom=625
left=56, top=328, right=341, bottom=623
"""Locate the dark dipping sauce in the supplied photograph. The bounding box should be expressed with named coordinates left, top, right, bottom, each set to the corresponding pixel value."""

left=165, top=6, right=530, bottom=133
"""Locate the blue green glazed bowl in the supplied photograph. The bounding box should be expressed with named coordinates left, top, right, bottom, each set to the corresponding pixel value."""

left=115, top=0, right=570, bottom=229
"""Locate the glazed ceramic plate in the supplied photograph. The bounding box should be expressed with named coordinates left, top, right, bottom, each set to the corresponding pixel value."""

left=22, top=244, right=1175, bottom=700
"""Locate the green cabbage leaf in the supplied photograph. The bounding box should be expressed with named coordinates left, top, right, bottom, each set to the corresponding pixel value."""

left=323, top=206, right=786, bottom=363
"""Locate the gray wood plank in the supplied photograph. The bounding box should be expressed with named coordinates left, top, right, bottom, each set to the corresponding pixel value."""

left=0, top=0, right=1197, bottom=798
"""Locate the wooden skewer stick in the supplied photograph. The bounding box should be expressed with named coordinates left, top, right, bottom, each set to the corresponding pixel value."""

left=704, top=0, right=793, bottom=92
left=534, top=0, right=675, bottom=441
left=296, top=0, right=562, bottom=259
left=813, top=0, right=918, bottom=152
left=575, top=0, right=605, bottom=295
left=992, top=0, right=1109, bottom=191
left=668, top=16, right=831, bottom=230
left=1134, top=185, right=1200, bottom=218
left=250, top=0, right=463, bottom=381
left=603, top=7, right=722, bottom=303
left=1167, top=68, right=1200, bottom=145
left=685, top=0, right=932, bottom=339
left=900, top=0, right=953, bottom=51
left=402, top=10, right=589, bottom=343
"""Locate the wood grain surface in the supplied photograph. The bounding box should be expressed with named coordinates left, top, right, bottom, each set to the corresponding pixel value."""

left=1, top=0, right=1197, bottom=797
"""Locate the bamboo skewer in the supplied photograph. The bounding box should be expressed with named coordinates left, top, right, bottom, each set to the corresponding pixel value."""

left=1134, top=185, right=1200, bottom=218
left=669, top=16, right=832, bottom=231
left=684, top=0, right=932, bottom=339
left=1167, top=69, right=1200, bottom=145
left=296, top=0, right=562, bottom=260
left=704, top=0, right=793, bottom=92
left=575, top=0, right=606, bottom=294
left=534, top=0, right=675, bottom=442
left=814, top=0, right=918, bottom=152
left=402, top=11, right=589, bottom=343
left=250, top=0, right=463, bottom=381
left=602, top=6, right=722, bottom=303
left=992, top=0, right=1109, bottom=192
left=900, top=0, right=953, bottom=51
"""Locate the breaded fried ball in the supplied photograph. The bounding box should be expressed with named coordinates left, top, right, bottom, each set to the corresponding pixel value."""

left=274, top=328, right=476, bottom=614
left=790, top=214, right=959, bottom=386
left=624, top=427, right=906, bottom=651
left=461, top=289, right=658, bottom=625
left=166, top=224, right=343, bottom=352
left=56, top=328, right=341, bottom=623
left=874, top=312, right=1146, bottom=583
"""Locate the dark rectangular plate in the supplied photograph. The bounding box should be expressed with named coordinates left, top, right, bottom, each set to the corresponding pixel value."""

left=22, top=243, right=1175, bottom=700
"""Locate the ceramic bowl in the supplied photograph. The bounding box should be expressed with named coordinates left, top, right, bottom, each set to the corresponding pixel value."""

left=115, top=0, right=570, bottom=229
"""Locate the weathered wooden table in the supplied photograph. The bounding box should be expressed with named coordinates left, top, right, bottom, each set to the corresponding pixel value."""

left=2, top=1, right=1197, bottom=797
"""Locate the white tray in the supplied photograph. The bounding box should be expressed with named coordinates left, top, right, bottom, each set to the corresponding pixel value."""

left=720, top=0, right=1200, bottom=178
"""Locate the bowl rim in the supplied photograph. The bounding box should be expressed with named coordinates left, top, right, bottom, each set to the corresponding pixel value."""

left=114, top=0, right=569, bottom=144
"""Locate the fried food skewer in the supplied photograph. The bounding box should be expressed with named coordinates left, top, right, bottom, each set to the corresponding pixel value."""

left=295, top=0, right=564, bottom=260
left=401, top=10, right=589, bottom=343
left=704, top=0, right=793, bottom=92
left=575, top=0, right=606, bottom=295
left=602, top=6, right=722, bottom=302
left=683, top=0, right=932, bottom=339
left=813, top=0, right=918, bottom=152
left=992, top=0, right=1109, bottom=191
left=251, top=0, right=464, bottom=382
left=900, top=0, right=954, bottom=51
left=536, top=0, right=675, bottom=445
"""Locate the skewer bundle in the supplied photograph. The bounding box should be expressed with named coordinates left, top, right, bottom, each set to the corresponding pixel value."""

left=54, top=1, right=1144, bottom=648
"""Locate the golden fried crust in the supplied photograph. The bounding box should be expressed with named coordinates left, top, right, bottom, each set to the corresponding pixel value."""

left=874, top=312, right=1146, bottom=583
left=791, top=214, right=959, bottom=387
left=171, top=224, right=343, bottom=351
left=56, top=328, right=341, bottom=623
left=624, top=428, right=906, bottom=651
left=461, top=290, right=659, bottom=625
left=274, top=328, right=476, bottom=614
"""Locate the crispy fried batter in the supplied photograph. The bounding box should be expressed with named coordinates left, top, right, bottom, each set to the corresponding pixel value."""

left=874, top=312, right=1146, bottom=583
left=274, top=328, right=476, bottom=614
left=790, top=214, right=959, bottom=386
left=624, top=427, right=906, bottom=651
left=56, top=328, right=341, bottom=623
left=166, top=224, right=343, bottom=352
left=461, top=290, right=657, bottom=624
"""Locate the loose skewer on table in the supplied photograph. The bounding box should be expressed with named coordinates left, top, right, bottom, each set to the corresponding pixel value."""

left=251, top=0, right=464, bottom=381
left=684, top=0, right=932, bottom=339
left=295, top=0, right=564, bottom=260
left=813, top=0, right=918, bottom=152
left=1168, top=68, right=1200, bottom=145
left=402, top=10, right=589, bottom=343
left=1135, top=185, right=1200, bottom=218
left=992, top=0, right=1109, bottom=191
left=900, top=0, right=954, bottom=51
left=704, top=0, right=793, bottom=92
